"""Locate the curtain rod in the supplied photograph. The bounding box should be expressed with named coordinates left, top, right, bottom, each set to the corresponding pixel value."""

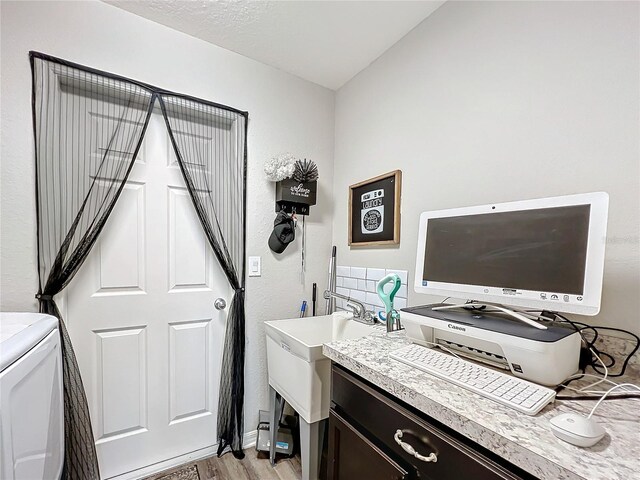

left=29, top=50, right=249, bottom=118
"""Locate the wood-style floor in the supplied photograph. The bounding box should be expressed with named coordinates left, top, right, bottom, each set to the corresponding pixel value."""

left=143, top=450, right=302, bottom=480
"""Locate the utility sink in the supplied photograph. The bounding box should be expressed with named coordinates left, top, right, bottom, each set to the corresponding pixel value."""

left=265, top=311, right=374, bottom=362
left=265, top=311, right=375, bottom=424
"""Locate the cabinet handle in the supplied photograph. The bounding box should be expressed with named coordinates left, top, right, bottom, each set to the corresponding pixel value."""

left=394, top=430, right=437, bottom=463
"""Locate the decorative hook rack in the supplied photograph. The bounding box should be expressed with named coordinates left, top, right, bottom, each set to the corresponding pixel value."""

left=275, top=178, right=317, bottom=215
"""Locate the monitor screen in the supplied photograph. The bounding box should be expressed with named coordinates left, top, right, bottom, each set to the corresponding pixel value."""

left=422, top=205, right=591, bottom=295
left=414, top=192, right=609, bottom=316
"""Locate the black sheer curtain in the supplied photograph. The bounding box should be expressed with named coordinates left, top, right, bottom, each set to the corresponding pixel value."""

left=31, top=51, right=250, bottom=473
left=158, top=94, right=248, bottom=457
left=30, top=53, right=155, bottom=479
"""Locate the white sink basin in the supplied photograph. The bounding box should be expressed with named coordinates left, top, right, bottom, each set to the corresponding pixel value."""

left=265, top=311, right=374, bottom=362
left=264, top=311, right=375, bottom=423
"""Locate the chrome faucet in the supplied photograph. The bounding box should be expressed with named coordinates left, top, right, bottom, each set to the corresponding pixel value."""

left=323, top=290, right=377, bottom=325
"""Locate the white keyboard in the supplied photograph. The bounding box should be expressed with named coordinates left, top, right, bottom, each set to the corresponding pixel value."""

left=389, top=344, right=555, bottom=415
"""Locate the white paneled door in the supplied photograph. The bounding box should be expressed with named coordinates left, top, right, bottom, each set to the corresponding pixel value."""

left=65, top=112, right=231, bottom=479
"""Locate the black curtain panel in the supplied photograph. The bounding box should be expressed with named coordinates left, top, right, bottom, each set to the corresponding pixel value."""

left=158, top=94, right=248, bottom=457
left=30, top=53, right=155, bottom=479
left=30, top=51, right=250, bottom=475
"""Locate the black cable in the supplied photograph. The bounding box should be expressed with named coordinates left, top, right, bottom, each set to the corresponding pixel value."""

left=556, top=375, right=640, bottom=401
left=553, top=313, right=599, bottom=348
left=556, top=393, right=640, bottom=401
left=553, top=313, right=639, bottom=378
left=595, top=350, right=615, bottom=369
left=585, top=326, right=639, bottom=378
left=558, top=375, right=586, bottom=390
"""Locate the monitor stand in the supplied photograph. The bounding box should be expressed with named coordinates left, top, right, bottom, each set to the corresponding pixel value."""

left=431, top=302, right=548, bottom=330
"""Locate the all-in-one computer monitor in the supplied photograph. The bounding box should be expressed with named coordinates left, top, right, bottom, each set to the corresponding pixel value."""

left=414, top=192, right=609, bottom=316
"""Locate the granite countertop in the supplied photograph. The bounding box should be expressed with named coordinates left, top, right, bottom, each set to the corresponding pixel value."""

left=323, top=329, right=640, bottom=480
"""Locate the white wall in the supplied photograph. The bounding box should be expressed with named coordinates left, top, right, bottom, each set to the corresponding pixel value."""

left=0, top=0, right=335, bottom=437
left=333, top=1, right=640, bottom=335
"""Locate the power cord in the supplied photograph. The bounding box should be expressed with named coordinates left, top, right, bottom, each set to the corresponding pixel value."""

left=529, top=311, right=638, bottom=378
left=587, top=384, right=640, bottom=414
left=556, top=392, right=640, bottom=401
left=583, top=326, right=639, bottom=378
left=549, top=314, right=640, bottom=401
left=554, top=314, right=639, bottom=378
left=556, top=358, right=640, bottom=399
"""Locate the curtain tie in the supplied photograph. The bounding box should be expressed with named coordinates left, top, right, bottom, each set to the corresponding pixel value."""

left=35, top=293, right=54, bottom=301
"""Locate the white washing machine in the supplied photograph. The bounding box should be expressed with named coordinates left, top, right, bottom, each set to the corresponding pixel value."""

left=0, top=313, right=64, bottom=480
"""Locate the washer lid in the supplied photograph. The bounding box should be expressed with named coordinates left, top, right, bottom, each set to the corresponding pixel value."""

left=0, top=313, right=58, bottom=371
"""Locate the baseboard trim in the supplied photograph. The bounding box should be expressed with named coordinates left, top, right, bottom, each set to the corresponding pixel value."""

left=243, top=429, right=258, bottom=449
left=109, top=430, right=258, bottom=480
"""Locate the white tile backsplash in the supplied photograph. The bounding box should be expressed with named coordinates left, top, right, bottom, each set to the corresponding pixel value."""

left=343, top=277, right=358, bottom=289
left=349, top=289, right=366, bottom=302
left=366, top=268, right=386, bottom=281
left=334, top=264, right=409, bottom=314
left=350, top=266, right=367, bottom=279
left=337, top=265, right=350, bottom=277
left=366, top=291, right=383, bottom=307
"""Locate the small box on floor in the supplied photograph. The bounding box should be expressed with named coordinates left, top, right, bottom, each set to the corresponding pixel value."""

left=255, top=410, right=295, bottom=456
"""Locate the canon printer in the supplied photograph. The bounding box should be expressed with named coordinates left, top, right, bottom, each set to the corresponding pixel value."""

left=400, top=305, right=581, bottom=387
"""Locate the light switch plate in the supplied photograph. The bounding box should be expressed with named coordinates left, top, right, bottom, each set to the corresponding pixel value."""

left=248, top=256, right=261, bottom=277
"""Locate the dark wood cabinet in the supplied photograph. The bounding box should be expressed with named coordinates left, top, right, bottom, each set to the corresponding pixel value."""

left=329, top=363, right=535, bottom=480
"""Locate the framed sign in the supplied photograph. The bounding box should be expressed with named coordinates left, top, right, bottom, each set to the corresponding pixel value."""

left=349, top=170, right=402, bottom=246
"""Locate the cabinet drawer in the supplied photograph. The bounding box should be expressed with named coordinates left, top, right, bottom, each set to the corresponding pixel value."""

left=329, top=409, right=409, bottom=480
left=331, top=365, right=526, bottom=480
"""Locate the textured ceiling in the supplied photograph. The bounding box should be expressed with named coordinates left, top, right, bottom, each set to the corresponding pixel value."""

left=104, top=1, right=445, bottom=90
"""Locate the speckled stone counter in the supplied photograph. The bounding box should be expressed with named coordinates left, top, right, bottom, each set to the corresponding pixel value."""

left=323, top=330, right=640, bottom=480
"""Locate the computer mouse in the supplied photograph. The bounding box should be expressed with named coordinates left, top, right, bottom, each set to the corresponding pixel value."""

left=549, top=413, right=606, bottom=447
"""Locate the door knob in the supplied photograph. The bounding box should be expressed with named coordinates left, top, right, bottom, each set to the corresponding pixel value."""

left=214, top=298, right=226, bottom=310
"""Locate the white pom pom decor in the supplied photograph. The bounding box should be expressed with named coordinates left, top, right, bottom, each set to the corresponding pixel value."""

left=264, top=153, right=296, bottom=181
